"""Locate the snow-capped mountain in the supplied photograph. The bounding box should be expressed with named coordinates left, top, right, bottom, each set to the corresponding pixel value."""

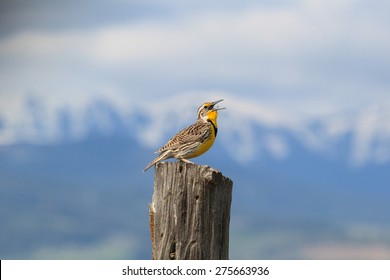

left=1, top=92, right=390, bottom=168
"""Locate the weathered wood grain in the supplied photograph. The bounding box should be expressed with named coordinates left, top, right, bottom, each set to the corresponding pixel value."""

left=149, top=161, right=233, bottom=260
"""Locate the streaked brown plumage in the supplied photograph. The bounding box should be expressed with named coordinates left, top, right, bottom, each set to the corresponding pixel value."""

left=143, top=99, right=225, bottom=172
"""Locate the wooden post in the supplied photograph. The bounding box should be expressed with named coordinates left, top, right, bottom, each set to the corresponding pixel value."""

left=149, top=161, right=233, bottom=260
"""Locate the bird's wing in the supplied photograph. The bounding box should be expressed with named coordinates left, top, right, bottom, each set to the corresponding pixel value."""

left=155, top=122, right=210, bottom=153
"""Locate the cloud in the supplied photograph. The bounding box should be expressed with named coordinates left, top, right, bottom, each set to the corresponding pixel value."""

left=94, top=1, right=390, bottom=93
left=1, top=1, right=389, bottom=98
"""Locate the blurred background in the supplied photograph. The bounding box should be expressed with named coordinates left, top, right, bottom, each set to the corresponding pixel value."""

left=1, top=0, right=390, bottom=259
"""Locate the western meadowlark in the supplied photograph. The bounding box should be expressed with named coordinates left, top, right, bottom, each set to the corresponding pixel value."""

left=143, top=99, right=225, bottom=172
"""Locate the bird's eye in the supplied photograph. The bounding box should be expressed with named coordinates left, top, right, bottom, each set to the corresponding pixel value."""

left=204, top=105, right=208, bottom=109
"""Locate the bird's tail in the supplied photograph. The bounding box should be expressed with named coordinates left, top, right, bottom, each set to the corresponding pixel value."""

left=143, top=151, right=171, bottom=172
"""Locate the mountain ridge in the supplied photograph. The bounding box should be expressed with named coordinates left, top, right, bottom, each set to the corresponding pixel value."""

left=1, top=93, right=390, bottom=168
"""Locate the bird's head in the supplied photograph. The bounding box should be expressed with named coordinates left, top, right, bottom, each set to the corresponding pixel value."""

left=197, top=99, right=225, bottom=123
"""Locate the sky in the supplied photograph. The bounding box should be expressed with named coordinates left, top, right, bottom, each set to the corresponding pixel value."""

left=1, top=0, right=390, bottom=165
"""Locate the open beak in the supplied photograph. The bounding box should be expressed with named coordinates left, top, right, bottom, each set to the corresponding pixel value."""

left=211, top=99, right=226, bottom=111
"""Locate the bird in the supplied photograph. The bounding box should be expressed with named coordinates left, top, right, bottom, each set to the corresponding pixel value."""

left=143, top=99, right=225, bottom=172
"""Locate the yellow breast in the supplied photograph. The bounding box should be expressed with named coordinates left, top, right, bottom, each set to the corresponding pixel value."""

left=187, top=111, right=218, bottom=159
left=187, top=132, right=215, bottom=158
